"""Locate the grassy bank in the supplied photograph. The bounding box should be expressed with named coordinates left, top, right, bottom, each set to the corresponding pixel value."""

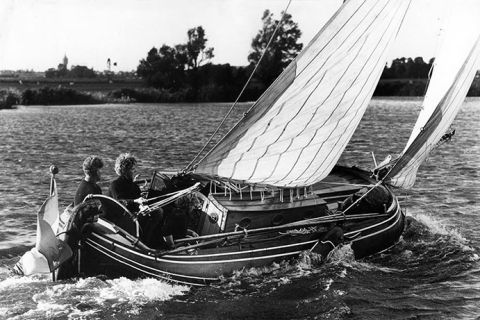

left=0, top=86, right=193, bottom=107
left=0, top=89, right=20, bottom=109
left=2, top=77, right=480, bottom=108
left=0, top=77, right=145, bottom=93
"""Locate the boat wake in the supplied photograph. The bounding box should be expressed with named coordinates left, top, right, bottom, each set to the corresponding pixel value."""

left=215, top=245, right=358, bottom=297
left=408, top=212, right=470, bottom=244
left=0, top=275, right=189, bottom=319
left=1, top=211, right=477, bottom=320
left=362, top=213, right=479, bottom=283
left=218, top=211, right=479, bottom=299
left=402, top=213, right=476, bottom=253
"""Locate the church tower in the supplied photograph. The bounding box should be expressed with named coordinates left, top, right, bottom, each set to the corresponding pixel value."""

left=63, top=54, right=68, bottom=69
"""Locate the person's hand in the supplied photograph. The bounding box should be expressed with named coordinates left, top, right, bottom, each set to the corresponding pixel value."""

left=139, top=204, right=149, bottom=212
left=133, top=197, right=145, bottom=205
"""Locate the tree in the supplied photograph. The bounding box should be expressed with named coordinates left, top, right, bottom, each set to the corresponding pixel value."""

left=184, top=26, right=214, bottom=70
left=137, top=45, right=185, bottom=89
left=45, top=68, right=58, bottom=78
left=248, top=10, right=303, bottom=86
left=136, top=26, right=214, bottom=90
left=389, top=57, right=407, bottom=79
left=70, top=65, right=96, bottom=78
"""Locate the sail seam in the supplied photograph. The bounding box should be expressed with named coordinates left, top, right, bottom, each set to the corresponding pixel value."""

left=225, top=0, right=380, bottom=179
left=299, top=0, right=410, bottom=186
left=243, top=2, right=389, bottom=182
left=196, top=0, right=373, bottom=170
left=266, top=36, right=373, bottom=184
left=279, top=0, right=406, bottom=186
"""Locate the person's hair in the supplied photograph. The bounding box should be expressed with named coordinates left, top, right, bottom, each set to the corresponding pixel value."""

left=175, top=196, right=190, bottom=210
left=114, top=153, right=137, bottom=176
left=82, top=155, right=103, bottom=177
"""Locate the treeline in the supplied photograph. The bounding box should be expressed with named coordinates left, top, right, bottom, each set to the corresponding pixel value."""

left=381, top=57, right=434, bottom=79
left=3, top=10, right=480, bottom=108
left=0, top=90, right=20, bottom=109
left=3, top=60, right=479, bottom=108
left=45, top=65, right=97, bottom=78
left=134, top=11, right=302, bottom=102
left=374, top=56, right=480, bottom=96
left=374, top=57, right=433, bottom=96
left=132, top=19, right=478, bottom=101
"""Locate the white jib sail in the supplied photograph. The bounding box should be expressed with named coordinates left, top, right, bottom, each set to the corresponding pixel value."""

left=195, top=0, right=411, bottom=188
left=386, top=3, right=480, bottom=189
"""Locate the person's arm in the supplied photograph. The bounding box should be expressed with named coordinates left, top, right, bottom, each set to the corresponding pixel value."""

left=108, top=181, right=120, bottom=199
left=107, top=181, right=131, bottom=209
left=163, top=234, right=175, bottom=249
left=73, top=182, right=84, bottom=207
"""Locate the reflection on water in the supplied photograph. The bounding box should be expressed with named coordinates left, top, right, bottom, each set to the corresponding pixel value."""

left=0, top=98, right=479, bottom=319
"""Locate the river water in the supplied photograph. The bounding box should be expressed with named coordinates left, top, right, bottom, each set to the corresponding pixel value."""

left=0, top=98, right=479, bottom=319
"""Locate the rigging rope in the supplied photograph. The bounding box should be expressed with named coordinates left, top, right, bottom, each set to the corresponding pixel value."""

left=184, top=0, right=293, bottom=173
left=139, top=183, right=200, bottom=214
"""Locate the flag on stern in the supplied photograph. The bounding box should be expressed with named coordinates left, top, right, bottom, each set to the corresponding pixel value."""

left=14, top=180, right=72, bottom=275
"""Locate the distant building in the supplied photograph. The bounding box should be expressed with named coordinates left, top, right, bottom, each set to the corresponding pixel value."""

left=58, top=54, right=69, bottom=71
left=63, top=54, right=68, bottom=69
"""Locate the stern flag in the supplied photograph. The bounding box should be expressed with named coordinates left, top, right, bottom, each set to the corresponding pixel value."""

left=15, top=179, right=72, bottom=275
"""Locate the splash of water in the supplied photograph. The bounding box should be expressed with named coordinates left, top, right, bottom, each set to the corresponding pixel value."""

left=408, top=212, right=473, bottom=252
left=1, top=276, right=189, bottom=319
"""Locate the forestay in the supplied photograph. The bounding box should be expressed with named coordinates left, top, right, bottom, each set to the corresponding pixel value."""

left=195, top=0, right=411, bottom=188
left=385, top=5, right=480, bottom=188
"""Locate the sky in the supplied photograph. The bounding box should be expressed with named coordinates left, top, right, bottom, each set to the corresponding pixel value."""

left=0, top=0, right=471, bottom=72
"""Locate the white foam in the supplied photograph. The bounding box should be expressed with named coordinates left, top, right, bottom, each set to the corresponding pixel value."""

left=328, top=244, right=403, bottom=273
left=6, top=276, right=189, bottom=319
left=101, top=277, right=189, bottom=303
left=0, top=274, right=50, bottom=291
left=329, top=244, right=355, bottom=265
left=223, top=252, right=319, bottom=289
left=324, top=278, right=334, bottom=291
left=411, top=212, right=473, bottom=251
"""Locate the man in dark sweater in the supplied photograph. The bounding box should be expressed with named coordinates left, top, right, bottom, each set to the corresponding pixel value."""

left=107, top=153, right=142, bottom=212
left=74, top=156, right=104, bottom=206
left=107, top=153, right=163, bottom=246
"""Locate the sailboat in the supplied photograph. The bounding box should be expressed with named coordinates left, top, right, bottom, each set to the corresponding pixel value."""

left=15, top=0, right=480, bottom=286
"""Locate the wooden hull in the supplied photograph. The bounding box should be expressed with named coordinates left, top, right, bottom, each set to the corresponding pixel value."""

left=73, top=198, right=404, bottom=286
left=56, top=166, right=406, bottom=286
left=81, top=230, right=319, bottom=286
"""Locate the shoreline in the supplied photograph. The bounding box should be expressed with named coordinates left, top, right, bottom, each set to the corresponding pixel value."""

left=2, top=78, right=480, bottom=109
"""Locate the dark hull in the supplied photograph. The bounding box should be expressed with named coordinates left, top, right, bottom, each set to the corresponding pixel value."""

left=75, top=198, right=404, bottom=286
left=56, top=166, right=405, bottom=286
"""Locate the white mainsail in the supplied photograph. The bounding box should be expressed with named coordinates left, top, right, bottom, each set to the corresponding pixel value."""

left=195, top=0, right=411, bottom=188
left=385, top=5, right=480, bottom=189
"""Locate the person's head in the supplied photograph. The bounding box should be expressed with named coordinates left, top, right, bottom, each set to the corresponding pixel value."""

left=83, top=155, right=103, bottom=182
left=114, top=153, right=137, bottom=180
left=175, top=196, right=190, bottom=211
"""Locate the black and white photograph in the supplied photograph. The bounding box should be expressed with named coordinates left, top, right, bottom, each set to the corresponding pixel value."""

left=1, top=0, right=479, bottom=318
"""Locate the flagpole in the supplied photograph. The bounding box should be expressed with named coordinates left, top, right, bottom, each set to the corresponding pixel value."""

left=49, top=165, right=58, bottom=281
left=49, top=165, right=58, bottom=196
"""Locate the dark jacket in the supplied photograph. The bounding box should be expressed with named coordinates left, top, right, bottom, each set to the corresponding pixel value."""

left=74, top=180, right=101, bottom=206
left=107, top=176, right=141, bottom=212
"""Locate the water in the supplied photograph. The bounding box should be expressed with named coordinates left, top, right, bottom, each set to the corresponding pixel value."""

left=0, top=98, right=479, bottom=319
